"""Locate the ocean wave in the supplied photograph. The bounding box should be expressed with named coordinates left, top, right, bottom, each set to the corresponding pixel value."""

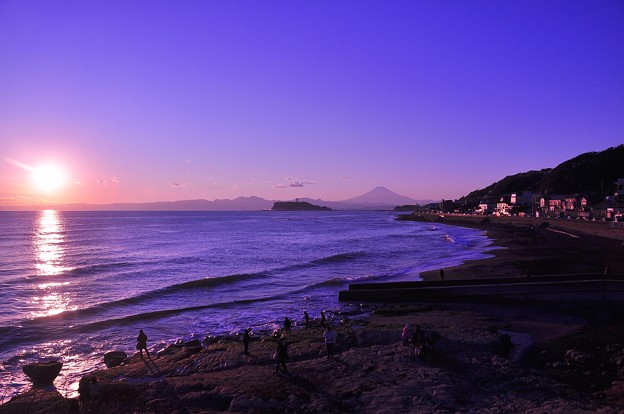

left=286, top=270, right=417, bottom=295
left=235, top=251, right=367, bottom=281
left=309, top=252, right=365, bottom=265
left=139, top=272, right=266, bottom=298
left=1, top=254, right=365, bottom=337
left=66, top=261, right=140, bottom=276
left=0, top=293, right=279, bottom=350
left=158, top=256, right=207, bottom=266
left=11, top=255, right=206, bottom=283
left=0, top=272, right=268, bottom=332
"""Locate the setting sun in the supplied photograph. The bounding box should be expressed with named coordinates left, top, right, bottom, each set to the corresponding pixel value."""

left=31, top=164, right=67, bottom=193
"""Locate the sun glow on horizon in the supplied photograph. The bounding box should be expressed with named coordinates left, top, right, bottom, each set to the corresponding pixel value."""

left=30, top=164, right=67, bottom=193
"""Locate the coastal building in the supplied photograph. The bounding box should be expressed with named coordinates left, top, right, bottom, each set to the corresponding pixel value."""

left=616, top=178, right=624, bottom=201
left=460, top=177, right=622, bottom=218
left=475, top=201, right=496, bottom=215
left=440, top=199, right=455, bottom=213
left=494, top=196, right=512, bottom=216
left=510, top=191, right=533, bottom=206
left=534, top=194, right=589, bottom=218
left=593, top=179, right=624, bottom=222
left=547, top=195, right=565, bottom=213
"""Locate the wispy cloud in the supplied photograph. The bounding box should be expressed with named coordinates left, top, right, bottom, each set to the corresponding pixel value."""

left=274, top=177, right=316, bottom=189
left=97, top=177, right=120, bottom=185
left=171, top=181, right=193, bottom=188
left=5, top=157, right=35, bottom=172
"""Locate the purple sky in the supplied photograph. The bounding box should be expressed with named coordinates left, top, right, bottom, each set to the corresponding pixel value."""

left=1, top=1, right=623, bottom=205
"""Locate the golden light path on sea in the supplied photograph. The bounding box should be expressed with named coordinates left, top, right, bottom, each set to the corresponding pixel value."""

left=30, top=210, right=76, bottom=318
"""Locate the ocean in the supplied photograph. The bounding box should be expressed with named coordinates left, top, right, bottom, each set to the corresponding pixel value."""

left=0, top=210, right=494, bottom=402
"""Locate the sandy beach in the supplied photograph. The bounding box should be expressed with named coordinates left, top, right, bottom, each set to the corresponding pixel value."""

left=419, top=215, right=624, bottom=280
left=3, top=217, right=624, bottom=413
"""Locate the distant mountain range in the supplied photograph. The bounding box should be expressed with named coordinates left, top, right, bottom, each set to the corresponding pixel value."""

left=5, top=145, right=621, bottom=212
left=459, top=144, right=624, bottom=204
left=298, top=186, right=432, bottom=210
left=1, top=187, right=434, bottom=211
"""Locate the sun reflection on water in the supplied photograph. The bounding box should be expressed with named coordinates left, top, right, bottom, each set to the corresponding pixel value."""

left=30, top=210, right=75, bottom=318
left=35, top=210, right=69, bottom=276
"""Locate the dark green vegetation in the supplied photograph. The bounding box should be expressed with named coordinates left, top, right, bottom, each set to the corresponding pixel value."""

left=271, top=201, right=332, bottom=211
left=461, top=145, right=624, bottom=204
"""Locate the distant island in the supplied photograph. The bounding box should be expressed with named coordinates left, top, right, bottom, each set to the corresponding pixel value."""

left=271, top=201, right=332, bottom=211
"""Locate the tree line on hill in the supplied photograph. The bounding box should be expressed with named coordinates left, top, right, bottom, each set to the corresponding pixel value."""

left=395, top=145, right=624, bottom=219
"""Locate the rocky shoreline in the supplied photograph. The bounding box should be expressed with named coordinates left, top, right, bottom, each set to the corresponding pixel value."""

left=3, top=301, right=624, bottom=413
left=2, top=217, right=624, bottom=413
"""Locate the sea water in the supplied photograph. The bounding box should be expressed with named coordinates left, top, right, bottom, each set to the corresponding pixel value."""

left=0, top=210, right=495, bottom=402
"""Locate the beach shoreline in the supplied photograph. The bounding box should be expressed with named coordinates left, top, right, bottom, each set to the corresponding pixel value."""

left=4, top=299, right=624, bottom=413
left=3, top=214, right=624, bottom=413
left=416, top=214, right=624, bottom=281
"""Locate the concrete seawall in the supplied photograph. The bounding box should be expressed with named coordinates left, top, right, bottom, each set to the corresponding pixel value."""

left=339, top=274, right=624, bottom=303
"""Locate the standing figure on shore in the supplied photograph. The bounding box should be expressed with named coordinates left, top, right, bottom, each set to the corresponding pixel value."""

left=320, top=311, right=326, bottom=327
left=409, top=325, right=425, bottom=359
left=242, top=328, right=252, bottom=355
left=284, top=317, right=292, bottom=333
left=275, top=336, right=289, bottom=374
left=304, top=311, right=310, bottom=329
left=401, top=323, right=413, bottom=346
left=136, top=329, right=150, bottom=359
left=323, top=325, right=338, bottom=358
left=439, top=269, right=445, bottom=281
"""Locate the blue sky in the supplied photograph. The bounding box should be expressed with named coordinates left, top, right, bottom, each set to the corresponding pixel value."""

left=1, top=1, right=623, bottom=205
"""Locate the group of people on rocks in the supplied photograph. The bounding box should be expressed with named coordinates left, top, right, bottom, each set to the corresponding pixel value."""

left=401, top=323, right=433, bottom=360
left=135, top=313, right=433, bottom=376
left=135, top=314, right=437, bottom=379
left=256, top=310, right=336, bottom=373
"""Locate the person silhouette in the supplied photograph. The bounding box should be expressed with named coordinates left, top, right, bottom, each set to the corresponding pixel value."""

left=137, top=329, right=150, bottom=359
left=304, top=311, right=310, bottom=329
left=243, top=328, right=252, bottom=355
left=323, top=326, right=338, bottom=358
left=284, top=317, right=292, bottom=333
left=275, top=336, right=289, bottom=373
left=401, top=323, right=413, bottom=346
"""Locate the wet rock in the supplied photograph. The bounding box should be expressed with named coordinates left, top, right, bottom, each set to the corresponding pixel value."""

left=431, top=384, right=459, bottom=409
left=103, top=351, right=127, bottom=368
left=564, top=349, right=591, bottom=363
left=202, top=336, right=221, bottom=346
left=229, top=396, right=278, bottom=412
left=498, top=330, right=534, bottom=363
left=355, top=329, right=397, bottom=346
left=96, top=382, right=139, bottom=404
left=170, top=339, right=202, bottom=348
left=22, top=361, right=63, bottom=385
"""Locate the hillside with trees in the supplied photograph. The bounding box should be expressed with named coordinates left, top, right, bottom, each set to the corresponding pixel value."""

left=460, top=145, right=624, bottom=205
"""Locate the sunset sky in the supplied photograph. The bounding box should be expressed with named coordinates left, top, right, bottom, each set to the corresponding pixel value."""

left=1, top=1, right=623, bottom=206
